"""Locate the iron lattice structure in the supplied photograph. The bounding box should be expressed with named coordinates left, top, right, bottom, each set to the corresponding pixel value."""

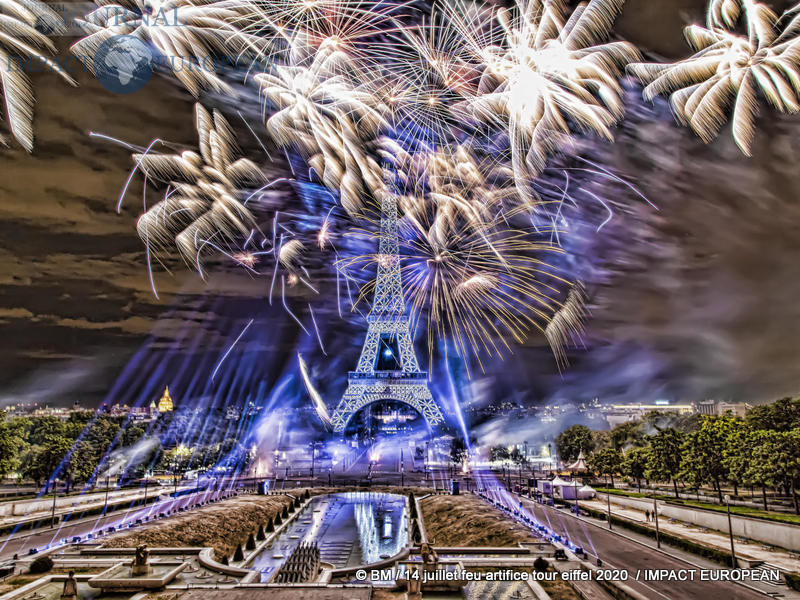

left=331, top=178, right=445, bottom=433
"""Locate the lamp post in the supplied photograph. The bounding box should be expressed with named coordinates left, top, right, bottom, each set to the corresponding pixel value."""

left=653, top=495, right=661, bottom=549
left=50, top=479, right=57, bottom=528
left=104, top=474, right=110, bottom=513
left=424, top=441, right=429, bottom=482
left=724, top=495, right=738, bottom=568
left=606, top=489, right=612, bottom=530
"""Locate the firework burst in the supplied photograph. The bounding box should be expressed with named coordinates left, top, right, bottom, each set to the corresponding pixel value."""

left=345, top=208, right=572, bottom=373
left=443, top=0, right=638, bottom=205
left=71, top=0, right=264, bottom=95
left=133, top=103, right=266, bottom=271
left=0, top=0, right=76, bottom=150
left=629, top=0, right=800, bottom=155
left=255, top=32, right=387, bottom=217
left=339, top=140, right=581, bottom=372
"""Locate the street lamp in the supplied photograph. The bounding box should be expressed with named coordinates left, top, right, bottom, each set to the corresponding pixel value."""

left=51, top=479, right=58, bottom=528
left=652, top=493, right=661, bottom=549
left=724, top=495, right=738, bottom=568
left=606, top=488, right=612, bottom=530
left=574, top=483, right=580, bottom=516
left=424, top=441, right=429, bottom=481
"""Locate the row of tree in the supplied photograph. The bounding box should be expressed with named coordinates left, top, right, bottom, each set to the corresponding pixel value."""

left=0, top=409, right=253, bottom=492
left=556, top=396, right=800, bottom=513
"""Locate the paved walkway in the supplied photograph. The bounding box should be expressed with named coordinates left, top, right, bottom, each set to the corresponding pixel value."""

left=585, top=496, right=800, bottom=572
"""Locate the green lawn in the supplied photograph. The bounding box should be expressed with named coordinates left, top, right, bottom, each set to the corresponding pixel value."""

left=596, top=488, right=800, bottom=526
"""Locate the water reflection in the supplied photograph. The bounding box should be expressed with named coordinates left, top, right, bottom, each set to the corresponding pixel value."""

left=250, top=492, right=407, bottom=582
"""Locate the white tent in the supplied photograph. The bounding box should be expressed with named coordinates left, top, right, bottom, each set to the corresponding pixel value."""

left=567, top=450, right=588, bottom=472
left=578, top=485, right=596, bottom=500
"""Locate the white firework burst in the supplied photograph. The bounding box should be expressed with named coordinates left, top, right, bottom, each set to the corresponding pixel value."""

left=629, top=0, right=800, bottom=155
left=255, top=33, right=387, bottom=217
left=395, top=142, right=518, bottom=234
left=0, top=0, right=76, bottom=150
left=444, top=0, right=638, bottom=205
left=71, top=0, right=263, bottom=96
left=135, top=103, right=266, bottom=268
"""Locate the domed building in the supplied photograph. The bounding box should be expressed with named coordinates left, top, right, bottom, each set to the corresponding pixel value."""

left=157, top=386, right=174, bottom=413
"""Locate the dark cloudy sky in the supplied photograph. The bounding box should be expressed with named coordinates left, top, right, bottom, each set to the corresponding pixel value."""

left=1, top=0, right=799, bottom=411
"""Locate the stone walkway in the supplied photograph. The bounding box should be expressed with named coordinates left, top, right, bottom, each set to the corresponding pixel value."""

left=584, top=496, right=800, bottom=572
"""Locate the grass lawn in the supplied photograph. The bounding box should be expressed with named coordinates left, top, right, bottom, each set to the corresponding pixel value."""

left=596, top=488, right=800, bottom=525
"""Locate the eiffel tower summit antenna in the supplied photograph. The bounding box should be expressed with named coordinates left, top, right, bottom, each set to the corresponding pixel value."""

left=331, top=164, right=445, bottom=434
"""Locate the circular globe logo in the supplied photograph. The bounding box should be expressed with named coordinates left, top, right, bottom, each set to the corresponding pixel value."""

left=93, top=35, right=153, bottom=94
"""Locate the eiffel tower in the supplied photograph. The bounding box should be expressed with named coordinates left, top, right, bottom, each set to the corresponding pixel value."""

left=331, top=174, right=445, bottom=434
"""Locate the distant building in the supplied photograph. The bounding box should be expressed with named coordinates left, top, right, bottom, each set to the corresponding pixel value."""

left=716, top=401, right=751, bottom=417
left=694, top=400, right=750, bottom=417
left=157, top=386, right=174, bottom=413
left=603, top=401, right=694, bottom=428
left=696, top=400, right=717, bottom=415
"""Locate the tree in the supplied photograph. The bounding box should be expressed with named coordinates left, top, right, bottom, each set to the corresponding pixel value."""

left=622, top=446, right=649, bottom=492
left=510, top=447, right=527, bottom=471
left=746, top=397, right=800, bottom=432
left=556, top=425, right=594, bottom=464
left=161, top=445, right=192, bottom=485
left=23, top=434, right=72, bottom=492
left=645, top=428, right=684, bottom=497
left=588, top=447, right=622, bottom=487
left=679, top=415, right=742, bottom=503
left=751, top=429, right=800, bottom=514
left=720, top=419, right=750, bottom=497
left=122, top=425, right=146, bottom=447
left=489, top=445, right=510, bottom=463
left=591, top=430, right=612, bottom=452
left=26, top=417, right=66, bottom=446
left=0, top=414, right=27, bottom=479
left=741, top=430, right=773, bottom=511
left=610, top=421, right=644, bottom=450
left=66, top=440, right=100, bottom=489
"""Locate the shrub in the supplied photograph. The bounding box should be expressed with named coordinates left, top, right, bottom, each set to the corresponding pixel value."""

left=533, top=557, right=549, bottom=572
left=29, top=555, right=54, bottom=573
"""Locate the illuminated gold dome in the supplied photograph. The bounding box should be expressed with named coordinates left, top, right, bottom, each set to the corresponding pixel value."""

left=157, top=386, right=174, bottom=412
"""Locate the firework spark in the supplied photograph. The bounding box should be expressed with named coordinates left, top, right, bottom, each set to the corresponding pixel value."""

left=298, top=352, right=331, bottom=428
